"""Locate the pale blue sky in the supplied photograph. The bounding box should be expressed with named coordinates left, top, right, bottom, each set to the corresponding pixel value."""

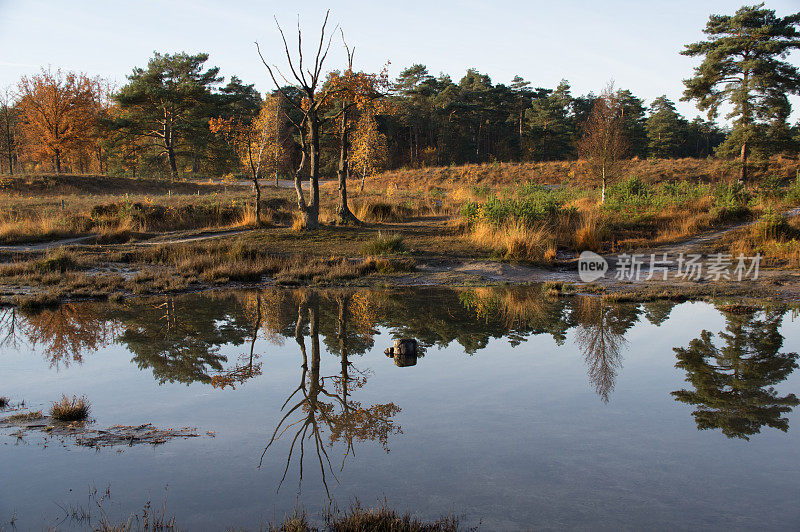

left=1, top=0, right=798, bottom=123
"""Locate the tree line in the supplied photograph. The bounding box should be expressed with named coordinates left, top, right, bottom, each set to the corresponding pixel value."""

left=0, top=4, right=797, bottom=188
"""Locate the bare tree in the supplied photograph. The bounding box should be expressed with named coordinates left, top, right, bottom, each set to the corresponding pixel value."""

left=579, top=82, right=628, bottom=203
left=256, top=11, right=338, bottom=230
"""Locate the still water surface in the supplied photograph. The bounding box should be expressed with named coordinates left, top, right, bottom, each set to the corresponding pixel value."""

left=1, top=288, right=799, bottom=530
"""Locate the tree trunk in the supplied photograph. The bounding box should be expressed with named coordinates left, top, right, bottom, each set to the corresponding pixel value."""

left=54, top=149, right=61, bottom=173
left=336, top=108, right=359, bottom=225
left=361, top=166, right=366, bottom=192
left=164, top=118, right=178, bottom=181
left=740, top=140, right=748, bottom=183
left=305, top=109, right=320, bottom=229
left=601, top=164, right=606, bottom=204
left=254, top=175, right=262, bottom=226
left=167, top=145, right=178, bottom=181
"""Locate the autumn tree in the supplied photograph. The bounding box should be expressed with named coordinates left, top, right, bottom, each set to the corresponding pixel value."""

left=578, top=83, right=628, bottom=203
left=16, top=68, right=98, bottom=173
left=254, top=93, right=290, bottom=187
left=681, top=4, right=800, bottom=182
left=323, top=35, right=390, bottom=223
left=114, top=52, right=223, bottom=180
left=256, top=11, right=338, bottom=230
left=351, top=110, right=389, bottom=190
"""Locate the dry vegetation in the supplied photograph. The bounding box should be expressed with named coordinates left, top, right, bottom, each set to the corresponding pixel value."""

left=49, top=394, right=91, bottom=421
left=0, top=157, right=798, bottom=306
left=0, top=174, right=295, bottom=244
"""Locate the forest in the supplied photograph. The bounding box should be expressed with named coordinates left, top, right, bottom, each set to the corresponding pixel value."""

left=0, top=5, right=798, bottom=182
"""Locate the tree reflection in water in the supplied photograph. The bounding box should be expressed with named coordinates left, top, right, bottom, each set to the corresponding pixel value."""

left=1, top=287, right=797, bottom=446
left=0, top=303, right=119, bottom=368
left=259, top=291, right=401, bottom=498
left=672, top=306, right=800, bottom=440
left=573, top=297, right=634, bottom=402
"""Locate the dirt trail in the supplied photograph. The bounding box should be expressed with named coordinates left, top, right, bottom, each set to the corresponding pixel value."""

left=0, top=228, right=253, bottom=253
left=418, top=206, right=800, bottom=286
left=646, top=206, right=800, bottom=257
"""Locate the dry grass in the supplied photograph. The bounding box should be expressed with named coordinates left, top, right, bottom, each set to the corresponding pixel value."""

left=468, top=220, right=556, bottom=263
left=720, top=214, right=800, bottom=268
left=363, top=232, right=406, bottom=255
left=292, top=212, right=309, bottom=231
left=7, top=410, right=42, bottom=422
left=367, top=156, right=799, bottom=191
left=0, top=180, right=295, bottom=244
left=354, top=198, right=415, bottom=222
left=572, top=207, right=604, bottom=252
left=49, top=394, right=90, bottom=421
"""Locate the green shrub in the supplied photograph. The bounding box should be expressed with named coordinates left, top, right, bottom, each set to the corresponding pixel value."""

left=711, top=182, right=751, bottom=221
left=460, top=189, right=573, bottom=226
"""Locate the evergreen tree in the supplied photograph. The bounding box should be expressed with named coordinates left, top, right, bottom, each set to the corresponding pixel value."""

left=681, top=4, right=800, bottom=181
left=525, top=80, right=574, bottom=160
left=617, top=89, right=648, bottom=157
left=646, top=95, right=687, bottom=157
left=114, top=52, right=223, bottom=179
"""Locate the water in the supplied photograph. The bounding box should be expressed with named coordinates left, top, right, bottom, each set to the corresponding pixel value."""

left=1, top=288, right=799, bottom=530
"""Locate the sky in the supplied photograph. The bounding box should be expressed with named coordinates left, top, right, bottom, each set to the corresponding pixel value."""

left=1, top=0, right=798, bottom=123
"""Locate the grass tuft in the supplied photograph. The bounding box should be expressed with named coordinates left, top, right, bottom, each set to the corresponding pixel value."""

left=326, top=501, right=460, bottom=532
left=50, top=394, right=90, bottom=422
left=363, top=232, right=406, bottom=255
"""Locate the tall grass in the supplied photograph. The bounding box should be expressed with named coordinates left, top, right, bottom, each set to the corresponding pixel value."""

left=469, top=220, right=556, bottom=262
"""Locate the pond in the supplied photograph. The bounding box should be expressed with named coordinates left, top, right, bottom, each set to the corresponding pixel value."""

left=1, top=287, right=799, bottom=530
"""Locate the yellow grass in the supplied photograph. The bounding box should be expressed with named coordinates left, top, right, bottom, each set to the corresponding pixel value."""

left=469, top=220, right=556, bottom=263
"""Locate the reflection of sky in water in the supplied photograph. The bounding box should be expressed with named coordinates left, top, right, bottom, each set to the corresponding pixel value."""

left=0, top=290, right=798, bottom=531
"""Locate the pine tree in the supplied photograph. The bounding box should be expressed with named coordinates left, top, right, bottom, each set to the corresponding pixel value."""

left=646, top=95, right=686, bottom=157
left=681, top=4, right=800, bottom=181
left=114, top=52, right=223, bottom=180
left=525, top=80, right=574, bottom=160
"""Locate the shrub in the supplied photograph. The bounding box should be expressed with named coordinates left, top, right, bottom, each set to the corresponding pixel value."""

left=461, top=193, right=571, bottom=227
left=711, top=182, right=751, bottom=221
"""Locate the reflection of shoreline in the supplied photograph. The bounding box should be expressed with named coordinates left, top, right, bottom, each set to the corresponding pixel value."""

left=2, top=287, right=798, bottom=440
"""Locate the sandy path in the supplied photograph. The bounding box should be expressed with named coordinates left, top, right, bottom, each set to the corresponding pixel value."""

left=0, top=228, right=253, bottom=253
